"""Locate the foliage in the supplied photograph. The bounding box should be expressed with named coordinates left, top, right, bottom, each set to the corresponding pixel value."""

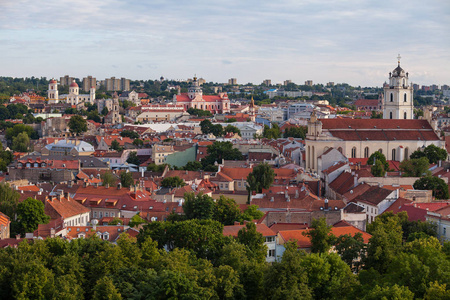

left=410, top=144, right=447, bottom=164
left=15, top=197, right=50, bottom=236
left=370, top=159, right=386, bottom=177
left=68, top=115, right=88, bottom=135
left=283, top=126, right=307, bottom=139
left=182, top=160, right=202, bottom=171
left=132, top=138, right=143, bottom=147
left=303, top=218, right=335, bottom=253
left=5, top=123, right=38, bottom=141
left=263, top=123, right=281, bottom=139
left=101, top=172, right=117, bottom=187
left=120, top=130, right=139, bottom=139
left=223, top=124, right=241, bottom=136
left=200, top=119, right=223, bottom=136
left=147, top=163, right=167, bottom=172
left=129, top=213, right=146, bottom=228
left=120, top=172, right=134, bottom=188
left=246, top=163, right=275, bottom=193
left=367, top=151, right=389, bottom=168
left=371, top=111, right=383, bottom=119
left=237, top=222, right=268, bottom=263
left=126, top=151, right=140, bottom=165
left=11, top=132, right=30, bottom=152
left=161, top=176, right=186, bottom=188
left=202, top=141, right=243, bottom=169
left=213, top=196, right=242, bottom=225
left=182, top=192, right=215, bottom=220
left=399, top=157, right=431, bottom=177
left=187, top=107, right=212, bottom=117
left=110, top=139, right=122, bottom=151
left=413, top=176, right=449, bottom=200
left=108, top=217, right=123, bottom=225
left=335, top=233, right=365, bottom=272
left=0, top=182, right=20, bottom=219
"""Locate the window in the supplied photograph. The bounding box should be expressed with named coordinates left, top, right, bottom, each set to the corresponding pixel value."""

left=351, top=147, right=356, bottom=158
left=392, top=149, right=396, bottom=161
left=390, top=93, right=393, bottom=102
left=404, top=93, right=407, bottom=102
left=444, top=227, right=447, bottom=237
left=364, top=147, right=369, bottom=158
left=378, top=148, right=383, bottom=154
left=405, top=148, right=409, bottom=159
left=34, top=163, right=38, bottom=168
left=93, top=211, right=98, bottom=218
left=266, top=236, right=275, bottom=243
left=404, top=111, right=407, bottom=119
left=390, top=112, right=393, bottom=119
left=268, top=249, right=276, bottom=257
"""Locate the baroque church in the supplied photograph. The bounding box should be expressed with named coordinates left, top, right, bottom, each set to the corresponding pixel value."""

left=47, top=79, right=95, bottom=105
left=173, top=77, right=231, bottom=114
left=305, top=57, right=442, bottom=172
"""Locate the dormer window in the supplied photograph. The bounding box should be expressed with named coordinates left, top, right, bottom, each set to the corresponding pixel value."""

left=17, top=163, right=22, bottom=168
left=41, top=163, right=46, bottom=167
left=103, top=232, right=110, bottom=240
left=26, top=163, right=31, bottom=168
left=34, top=163, right=39, bottom=168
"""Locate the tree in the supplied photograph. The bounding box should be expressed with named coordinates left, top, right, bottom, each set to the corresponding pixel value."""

left=0, top=183, right=20, bottom=220
left=129, top=213, right=146, bottom=228
left=147, top=163, right=167, bottom=172
left=101, top=106, right=109, bottom=116
left=283, top=126, right=307, bottom=139
left=400, top=157, right=431, bottom=177
left=237, top=222, right=268, bottom=263
left=183, top=161, right=202, bottom=171
left=132, top=138, right=143, bottom=147
left=223, top=125, right=241, bottom=136
left=110, top=139, right=122, bottom=151
left=367, top=151, right=389, bottom=171
left=410, top=145, right=447, bottom=164
left=246, top=163, right=275, bottom=194
left=371, top=111, right=383, bottom=119
left=202, top=141, right=243, bottom=168
left=108, top=217, right=123, bottom=225
left=364, top=285, right=414, bottom=300
left=241, top=205, right=264, bottom=222
left=68, top=115, right=87, bottom=136
left=413, top=176, right=449, bottom=200
left=92, top=276, right=122, bottom=300
left=213, top=196, right=242, bottom=225
left=365, top=212, right=403, bottom=273
left=371, top=159, right=386, bottom=177
left=200, top=119, right=213, bottom=134
left=183, top=192, right=215, bottom=220
left=126, top=151, right=140, bottom=165
left=120, top=130, right=139, bottom=139
left=120, top=172, right=134, bottom=188
left=15, top=197, right=50, bottom=236
left=11, top=132, right=30, bottom=152
left=263, top=123, right=281, bottom=139
left=161, top=176, right=186, bottom=188
left=334, top=233, right=366, bottom=272
left=101, top=172, right=117, bottom=187
left=303, top=218, right=335, bottom=253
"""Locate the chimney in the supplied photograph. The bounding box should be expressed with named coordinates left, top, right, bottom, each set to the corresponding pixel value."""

left=105, top=183, right=109, bottom=189
left=84, top=181, right=89, bottom=188
left=50, top=228, right=55, bottom=238
left=58, top=192, right=63, bottom=201
left=117, top=183, right=122, bottom=190
left=324, top=198, right=329, bottom=210
left=15, top=234, right=21, bottom=240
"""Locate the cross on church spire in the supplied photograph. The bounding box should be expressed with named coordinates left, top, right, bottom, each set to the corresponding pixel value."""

left=397, top=54, right=401, bottom=65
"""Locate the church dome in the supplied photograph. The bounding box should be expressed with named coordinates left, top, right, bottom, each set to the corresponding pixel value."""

left=49, top=79, right=57, bottom=84
left=392, top=64, right=406, bottom=77
left=70, top=81, right=79, bottom=87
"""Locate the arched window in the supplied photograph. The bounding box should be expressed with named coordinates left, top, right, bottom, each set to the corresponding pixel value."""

left=378, top=148, right=383, bottom=154
left=404, top=111, right=407, bottom=119
left=351, top=147, right=357, bottom=158
left=312, top=146, right=315, bottom=169
left=307, top=146, right=310, bottom=169
left=404, top=93, right=407, bottom=102
left=364, top=147, right=369, bottom=158
left=390, top=93, right=393, bottom=102
left=392, top=149, right=396, bottom=161
left=390, top=112, right=393, bottom=119
left=405, top=147, right=409, bottom=159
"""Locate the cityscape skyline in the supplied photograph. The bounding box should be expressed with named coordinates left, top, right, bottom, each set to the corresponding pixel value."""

left=1, top=0, right=449, bottom=87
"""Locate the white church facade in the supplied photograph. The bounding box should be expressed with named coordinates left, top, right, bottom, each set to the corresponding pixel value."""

left=47, top=79, right=95, bottom=105
left=304, top=57, right=443, bottom=172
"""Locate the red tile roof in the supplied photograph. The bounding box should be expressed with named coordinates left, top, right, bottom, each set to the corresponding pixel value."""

left=223, top=223, right=275, bottom=237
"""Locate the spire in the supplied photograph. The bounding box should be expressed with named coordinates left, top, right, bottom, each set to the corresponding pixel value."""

left=250, top=95, right=255, bottom=108
left=397, top=54, right=401, bottom=66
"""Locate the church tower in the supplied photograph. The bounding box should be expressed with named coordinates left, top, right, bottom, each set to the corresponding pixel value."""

left=187, top=76, right=202, bottom=100
left=47, top=79, right=58, bottom=101
left=383, top=55, right=414, bottom=119
left=249, top=95, right=256, bottom=122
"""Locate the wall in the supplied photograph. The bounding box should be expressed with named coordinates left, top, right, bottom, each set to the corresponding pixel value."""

left=164, top=145, right=197, bottom=168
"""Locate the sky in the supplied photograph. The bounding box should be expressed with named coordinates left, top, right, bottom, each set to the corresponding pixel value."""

left=1, top=0, right=449, bottom=87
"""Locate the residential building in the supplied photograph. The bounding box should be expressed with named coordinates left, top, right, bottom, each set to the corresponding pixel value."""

left=60, top=75, right=74, bottom=86
left=41, top=139, right=95, bottom=156
left=0, top=212, right=10, bottom=240
left=228, top=78, right=237, bottom=85
left=82, top=76, right=97, bottom=92
left=105, top=77, right=130, bottom=91
left=263, top=79, right=271, bottom=86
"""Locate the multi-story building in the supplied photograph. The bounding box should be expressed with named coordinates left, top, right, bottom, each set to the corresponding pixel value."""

left=82, top=76, right=97, bottom=92
left=152, top=145, right=174, bottom=165
left=105, top=77, right=130, bottom=91
left=263, top=79, right=272, bottom=86
left=60, top=75, right=74, bottom=86
left=136, top=104, right=185, bottom=123
left=284, top=80, right=292, bottom=86
left=305, top=80, right=313, bottom=86
left=228, top=78, right=237, bottom=85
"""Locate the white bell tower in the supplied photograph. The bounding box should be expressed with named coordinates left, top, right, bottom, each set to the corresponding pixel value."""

left=47, top=79, right=58, bottom=101
left=383, top=54, right=414, bottom=119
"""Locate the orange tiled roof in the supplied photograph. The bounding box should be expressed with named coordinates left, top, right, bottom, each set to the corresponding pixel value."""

left=223, top=223, right=275, bottom=237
